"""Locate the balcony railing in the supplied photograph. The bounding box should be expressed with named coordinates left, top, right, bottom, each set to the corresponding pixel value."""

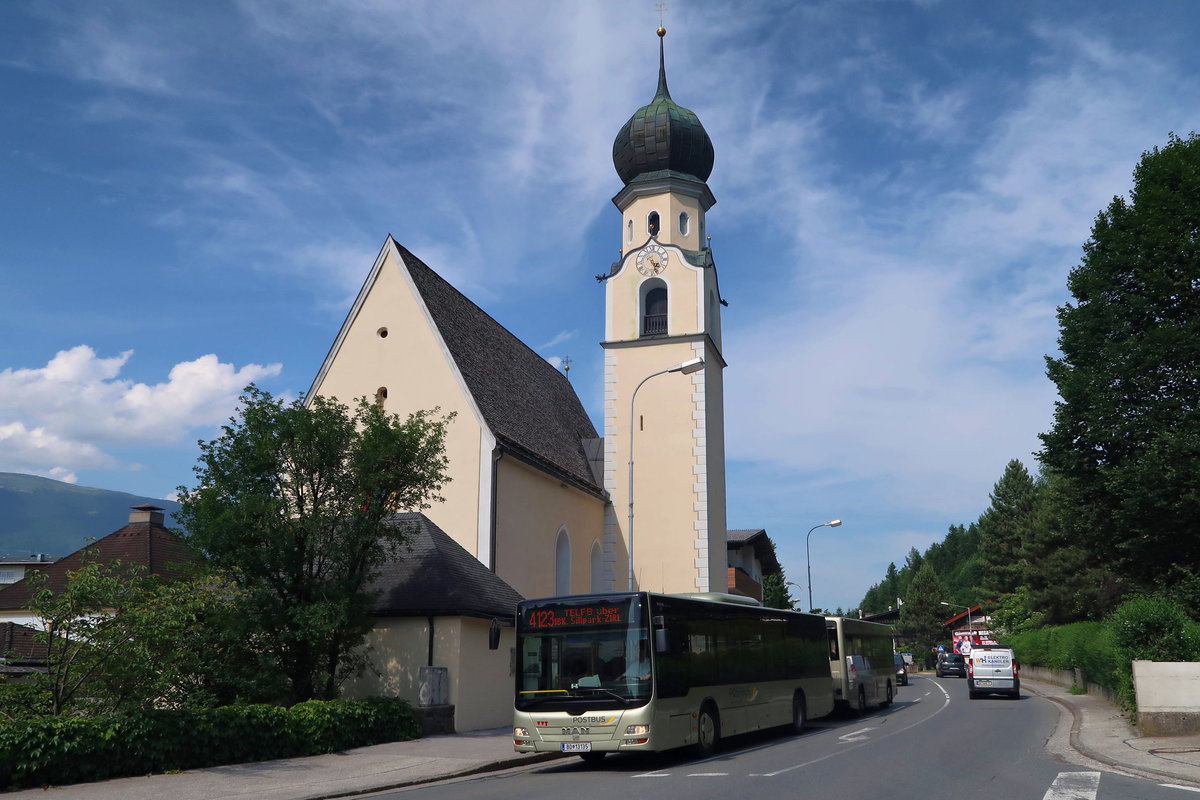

left=641, top=314, right=667, bottom=336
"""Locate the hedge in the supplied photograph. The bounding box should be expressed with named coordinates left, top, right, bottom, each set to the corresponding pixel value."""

left=1008, top=596, right=1200, bottom=711
left=0, top=696, right=420, bottom=790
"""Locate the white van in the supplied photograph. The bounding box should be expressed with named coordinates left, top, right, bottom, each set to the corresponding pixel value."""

left=967, top=645, right=1019, bottom=699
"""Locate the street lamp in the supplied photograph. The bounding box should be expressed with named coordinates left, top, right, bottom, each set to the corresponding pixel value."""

left=940, top=601, right=974, bottom=649
left=805, top=519, right=842, bottom=612
left=627, top=357, right=705, bottom=590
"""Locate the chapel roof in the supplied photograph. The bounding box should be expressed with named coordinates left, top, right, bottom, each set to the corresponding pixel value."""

left=392, top=240, right=603, bottom=496
left=365, top=512, right=524, bottom=620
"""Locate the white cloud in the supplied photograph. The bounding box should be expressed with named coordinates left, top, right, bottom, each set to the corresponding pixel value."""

left=0, top=347, right=281, bottom=478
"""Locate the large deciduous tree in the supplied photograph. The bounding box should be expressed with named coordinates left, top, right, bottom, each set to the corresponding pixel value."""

left=176, top=386, right=452, bottom=703
left=1039, top=132, right=1200, bottom=603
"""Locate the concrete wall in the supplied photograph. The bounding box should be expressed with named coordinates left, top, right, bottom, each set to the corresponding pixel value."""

left=1021, top=664, right=1120, bottom=707
left=342, top=616, right=517, bottom=733
left=1133, top=660, right=1200, bottom=736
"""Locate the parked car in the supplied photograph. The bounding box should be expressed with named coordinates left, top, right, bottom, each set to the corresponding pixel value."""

left=935, top=652, right=966, bottom=678
left=894, top=653, right=909, bottom=686
left=968, top=645, right=1020, bottom=699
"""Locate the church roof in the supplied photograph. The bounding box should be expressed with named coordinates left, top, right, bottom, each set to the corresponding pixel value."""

left=365, top=512, right=524, bottom=620
left=392, top=240, right=603, bottom=496
left=612, top=31, right=714, bottom=186
left=0, top=511, right=197, bottom=611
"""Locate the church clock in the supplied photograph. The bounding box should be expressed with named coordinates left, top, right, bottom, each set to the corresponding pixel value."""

left=635, top=243, right=667, bottom=276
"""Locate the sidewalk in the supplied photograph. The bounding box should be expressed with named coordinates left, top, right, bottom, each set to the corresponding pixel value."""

left=1023, top=675, right=1200, bottom=788
left=8, top=680, right=1200, bottom=798
left=4, top=728, right=563, bottom=800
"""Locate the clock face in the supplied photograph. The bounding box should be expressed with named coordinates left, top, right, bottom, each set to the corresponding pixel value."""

left=636, top=244, right=668, bottom=276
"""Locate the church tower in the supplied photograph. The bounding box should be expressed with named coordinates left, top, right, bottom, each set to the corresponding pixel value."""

left=602, top=27, right=728, bottom=593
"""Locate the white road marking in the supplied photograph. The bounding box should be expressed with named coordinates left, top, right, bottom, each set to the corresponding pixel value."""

left=1041, top=771, right=1100, bottom=800
left=758, top=682, right=952, bottom=778
left=688, top=772, right=729, bottom=776
left=1160, top=785, right=1200, bottom=794
left=634, top=773, right=671, bottom=778
left=838, top=727, right=875, bottom=743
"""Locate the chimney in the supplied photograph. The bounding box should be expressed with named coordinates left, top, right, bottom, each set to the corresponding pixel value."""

left=129, top=504, right=165, bottom=525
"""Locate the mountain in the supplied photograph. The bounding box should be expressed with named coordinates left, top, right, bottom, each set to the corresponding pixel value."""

left=0, top=473, right=180, bottom=559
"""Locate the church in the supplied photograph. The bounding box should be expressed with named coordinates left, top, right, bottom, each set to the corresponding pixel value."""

left=307, top=28, right=774, bottom=731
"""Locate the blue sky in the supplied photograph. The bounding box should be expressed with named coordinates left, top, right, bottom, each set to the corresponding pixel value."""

left=2, top=1, right=1199, bottom=611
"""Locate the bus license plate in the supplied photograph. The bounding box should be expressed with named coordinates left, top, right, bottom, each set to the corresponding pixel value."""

left=561, top=742, right=591, bottom=753
left=975, top=679, right=992, bottom=686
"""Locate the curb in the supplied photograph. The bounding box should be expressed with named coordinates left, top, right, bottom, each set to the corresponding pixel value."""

left=304, top=751, right=568, bottom=800
left=1027, top=682, right=1200, bottom=789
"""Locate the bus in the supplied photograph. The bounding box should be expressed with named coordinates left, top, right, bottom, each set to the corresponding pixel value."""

left=513, top=591, right=833, bottom=761
left=826, top=616, right=896, bottom=713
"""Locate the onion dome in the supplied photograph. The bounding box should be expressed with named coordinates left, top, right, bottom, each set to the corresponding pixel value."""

left=612, top=29, right=715, bottom=186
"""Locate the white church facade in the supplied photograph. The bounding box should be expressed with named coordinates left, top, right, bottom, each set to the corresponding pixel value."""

left=309, top=29, right=771, bottom=731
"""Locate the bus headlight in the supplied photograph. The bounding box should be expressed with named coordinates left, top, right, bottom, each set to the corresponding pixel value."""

left=514, top=727, right=530, bottom=737
left=624, top=724, right=649, bottom=736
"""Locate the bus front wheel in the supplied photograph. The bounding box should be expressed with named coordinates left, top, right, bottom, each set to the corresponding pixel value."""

left=696, top=704, right=721, bottom=756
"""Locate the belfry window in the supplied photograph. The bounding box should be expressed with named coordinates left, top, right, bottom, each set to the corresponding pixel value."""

left=647, top=211, right=660, bottom=237
left=627, top=219, right=633, bottom=243
left=642, top=283, right=668, bottom=336
left=679, top=211, right=690, bottom=236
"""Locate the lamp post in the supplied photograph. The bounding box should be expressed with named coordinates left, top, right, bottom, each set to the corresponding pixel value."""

left=939, top=601, right=974, bottom=648
left=627, top=357, right=705, bottom=590
left=805, top=519, right=842, bottom=612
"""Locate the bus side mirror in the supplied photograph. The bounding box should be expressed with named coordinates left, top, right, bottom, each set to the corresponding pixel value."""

left=655, top=628, right=669, bottom=654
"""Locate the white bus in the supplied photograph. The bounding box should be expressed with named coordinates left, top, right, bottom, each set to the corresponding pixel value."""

left=826, top=616, right=897, bottom=712
left=513, top=591, right=833, bottom=761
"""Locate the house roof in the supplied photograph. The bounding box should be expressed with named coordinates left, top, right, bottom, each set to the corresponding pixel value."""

left=726, top=528, right=781, bottom=574
left=365, top=512, right=524, bottom=621
left=392, top=240, right=603, bottom=497
left=0, top=621, right=47, bottom=661
left=0, top=517, right=197, bottom=611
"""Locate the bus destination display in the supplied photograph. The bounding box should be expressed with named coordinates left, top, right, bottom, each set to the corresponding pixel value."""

left=524, top=603, right=628, bottom=629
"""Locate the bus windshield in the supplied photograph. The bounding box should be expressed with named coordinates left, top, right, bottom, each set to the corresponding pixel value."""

left=516, top=595, right=651, bottom=710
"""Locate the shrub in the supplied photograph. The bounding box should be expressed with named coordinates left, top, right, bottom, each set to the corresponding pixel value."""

left=0, top=696, right=419, bottom=790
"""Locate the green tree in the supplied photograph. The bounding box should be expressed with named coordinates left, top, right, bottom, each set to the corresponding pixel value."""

left=27, top=557, right=235, bottom=715
left=900, top=561, right=947, bottom=662
left=976, top=460, right=1040, bottom=598
left=176, top=386, right=453, bottom=703
left=761, top=573, right=792, bottom=609
left=1040, top=133, right=1200, bottom=601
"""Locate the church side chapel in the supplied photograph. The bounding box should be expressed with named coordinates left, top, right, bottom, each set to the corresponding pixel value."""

left=315, top=27, right=777, bottom=731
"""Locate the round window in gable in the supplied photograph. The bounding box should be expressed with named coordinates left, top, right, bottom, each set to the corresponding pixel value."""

left=377, top=327, right=389, bottom=338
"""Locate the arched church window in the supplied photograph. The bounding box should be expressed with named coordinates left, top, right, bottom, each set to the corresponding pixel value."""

left=555, top=527, right=572, bottom=595
left=642, top=282, right=668, bottom=336
left=679, top=211, right=690, bottom=236
left=647, top=211, right=660, bottom=238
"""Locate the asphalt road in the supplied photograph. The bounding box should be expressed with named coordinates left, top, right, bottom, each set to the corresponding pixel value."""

left=371, top=675, right=1197, bottom=800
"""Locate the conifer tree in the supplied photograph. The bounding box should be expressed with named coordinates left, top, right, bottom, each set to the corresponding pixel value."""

left=1040, top=133, right=1200, bottom=603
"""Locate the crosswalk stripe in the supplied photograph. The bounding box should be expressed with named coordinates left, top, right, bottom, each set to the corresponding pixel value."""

left=1042, top=771, right=1100, bottom=800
